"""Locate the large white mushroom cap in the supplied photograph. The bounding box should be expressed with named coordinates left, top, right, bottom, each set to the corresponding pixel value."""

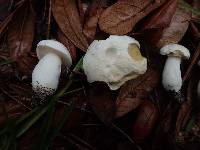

left=160, top=44, right=190, bottom=59
left=37, top=40, right=72, bottom=66
left=83, top=35, right=147, bottom=90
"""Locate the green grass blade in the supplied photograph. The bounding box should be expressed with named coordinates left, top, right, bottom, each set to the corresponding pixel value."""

left=0, top=59, right=14, bottom=66
left=16, top=106, right=48, bottom=138
left=185, top=116, right=196, bottom=132
left=16, top=106, right=41, bottom=125
left=36, top=101, right=56, bottom=150
left=45, top=103, right=74, bottom=150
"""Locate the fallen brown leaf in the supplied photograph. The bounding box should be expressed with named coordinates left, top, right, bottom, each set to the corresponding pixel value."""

left=83, top=0, right=106, bottom=43
left=140, top=0, right=178, bottom=46
left=57, top=28, right=77, bottom=61
left=98, top=0, right=166, bottom=35
left=156, top=6, right=191, bottom=48
left=52, top=0, right=88, bottom=51
left=132, top=100, right=159, bottom=144
left=141, top=0, right=179, bottom=31
left=77, top=0, right=85, bottom=25
left=116, top=68, right=160, bottom=118
left=7, top=2, right=36, bottom=76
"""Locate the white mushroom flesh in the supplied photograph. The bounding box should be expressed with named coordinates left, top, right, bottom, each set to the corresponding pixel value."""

left=32, top=53, right=61, bottom=99
left=162, top=56, right=182, bottom=92
left=83, top=35, right=147, bottom=90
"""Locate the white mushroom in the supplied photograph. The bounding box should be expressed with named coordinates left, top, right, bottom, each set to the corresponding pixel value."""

left=160, top=44, right=190, bottom=94
left=197, top=61, right=200, bottom=98
left=32, top=40, right=72, bottom=99
left=83, top=35, right=147, bottom=90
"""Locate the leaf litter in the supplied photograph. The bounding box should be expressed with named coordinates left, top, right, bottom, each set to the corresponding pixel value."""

left=0, top=0, right=200, bottom=149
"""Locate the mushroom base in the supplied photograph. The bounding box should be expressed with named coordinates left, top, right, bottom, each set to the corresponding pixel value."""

left=32, top=53, right=62, bottom=99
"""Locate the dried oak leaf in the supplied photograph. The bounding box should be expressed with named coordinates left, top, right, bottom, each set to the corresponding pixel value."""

left=141, top=0, right=179, bottom=31
left=98, top=0, right=166, bottom=35
left=57, top=28, right=77, bottom=61
left=77, top=0, right=85, bottom=25
left=87, top=82, right=116, bottom=124
left=7, top=2, right=36, bottom=76
left=156, top=6, right=191, bottom=48
left=83, top=0, right=106, bottom=43
left=52, top=0, right=88, bottom=51
left=132, top=100, right=159, bottom=144
left=140, top=0, right=178, bottom=47
left=116, top=68, right=160, bottom=118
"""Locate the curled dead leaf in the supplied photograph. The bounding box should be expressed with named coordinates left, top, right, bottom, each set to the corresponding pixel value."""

left=156, top=6, right=191, bottom=48
left=141, top=0, right=179, bottom=31
left=116, top=68, right=160, bottom=118
left=99, top=0, right=166, bottom=35
left=83, top=0, right=105, bottom=43
left=141, top=0, right=179, bottom=47
left=52, top=0, right=88, bottom=51
left=132, top=100, right=159, bottom=144
left=7, top=2, right=36, bottom=76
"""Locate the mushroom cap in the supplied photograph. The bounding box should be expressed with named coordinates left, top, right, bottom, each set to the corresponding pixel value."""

left=160, top=44, right=190, bottom=59
left=36, top=40, right=72, bottom=67
left=83, top=35, right=147, bottom=90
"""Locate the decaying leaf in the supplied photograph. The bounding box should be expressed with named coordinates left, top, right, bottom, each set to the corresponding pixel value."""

left=76, top=0, right=85, bottom=25
left=7, top=2, right=36, bottom=75
left=156, top=6, right=191, bottom=48
left=141, top=0, right=179, bottom=31
left=140, top=0, right=178, bottom=47
left=57, top=28, right=77, bottom=61
left=87, top=82, right=116, bottom=124
left=116, top=68, right=160, bottom=118
left=52, top=0, right=88, bottom=51
left=98, top=0, right=166, bottom=35
left=83, top=0, right=105, bottom=42
left=132, top=100, right=159, bottom=144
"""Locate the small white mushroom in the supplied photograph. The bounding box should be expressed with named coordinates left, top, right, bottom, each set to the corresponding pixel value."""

left=197, top=61, right=200, bottom=98
left=83, top=35, right=147, bottom=90
left=160, top=44, right=190, bottom=94
left=32, top=40, right=72, bottom=99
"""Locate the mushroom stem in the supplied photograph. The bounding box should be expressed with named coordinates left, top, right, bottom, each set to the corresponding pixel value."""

left=162, top=56, right=182, bottom=92
left=32, top=53, right=62, bottom=98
